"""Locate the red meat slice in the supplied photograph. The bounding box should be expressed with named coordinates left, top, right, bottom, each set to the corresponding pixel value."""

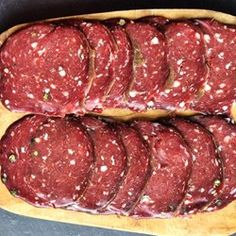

left=105, top=124, right=150, bottom=214
left=71, top=117, right=127, bottom=212
left=194, top=20, right=236, bottom=116
left=25, top=117, right=94, bottom=207
left=131, top=121, right=192, bottom=218
left=0, top=24, right=89, bottom=116
left=196, top=116, right=236, bottom=211
left=0, top=116, right=94, bottom=208
left=103, top=25, right=133, bottom=108
left=0, top=115, right=47, bottom=205
left=171, top=119, right=223, bottom=214
left=158, top=22, right=207, bottom=111
left=79, top=22, right=115, bottom=112
left=125, top=22, right=168, bottom=111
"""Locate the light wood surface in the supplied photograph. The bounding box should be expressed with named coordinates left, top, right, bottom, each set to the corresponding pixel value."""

left=0, top=9, right=236, bottom=236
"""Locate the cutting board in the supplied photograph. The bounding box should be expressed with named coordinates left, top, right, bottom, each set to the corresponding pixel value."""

left=0, top=9, right=236, bottom=236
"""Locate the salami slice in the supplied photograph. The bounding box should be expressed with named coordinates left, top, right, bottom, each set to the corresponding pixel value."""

left=194, top=20, right=236, bottom=116
left=125, top=22, right=168, bottom=111
left=24, top=117, right=94, bottom=207
left=131, top=122, right=191, bottom=218
left=103, top=25, right=133, bottom=108
left=196, top=116, right=236, bottom=211
left=79, top=22, right=115, bottom=112
left=105, top=124, right=150, bottom=214
left=158, top=22, right=207, bottom=111
left=0, top=24, right=89, bottom=116
left=0, top=115, right=48, bottom=205
left=170, top=119, right=223, bottom=214
left=72, top=117, right=127, bottom=212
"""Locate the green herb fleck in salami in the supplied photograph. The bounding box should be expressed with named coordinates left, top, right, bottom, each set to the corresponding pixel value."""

left=8, top=154, right=17, bottom=163
left=10, top=189, right=18, bottom=197
left=32, top=150, right=39, bottom=157
left=214, top=179, right=221, bottom=187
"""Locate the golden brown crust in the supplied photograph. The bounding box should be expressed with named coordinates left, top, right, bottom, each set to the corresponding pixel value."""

left=0, top=10, right=236, bottom=235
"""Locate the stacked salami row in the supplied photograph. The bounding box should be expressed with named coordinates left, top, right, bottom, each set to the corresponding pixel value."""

left=0, top=17, right=236, bottom=117
left=1, top=114, right=236, bottom=218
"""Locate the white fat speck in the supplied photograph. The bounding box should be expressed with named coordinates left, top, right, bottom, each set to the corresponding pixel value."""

left=195, top=32, right=201, bottom=40
left=86, top=151, right=89, bottom=157
left=143, top=135, right=148, bottom=140
left=3, top=68, right=9, bottom=73
left=222, top=106, right=228, bottom=111
left=129, top=90, right=137, bottom=98
left=219, top=83, right=226, bottom=88
left=179, top=101, right=185, bottom=108
left=230, top=188, right=236, bottom=195
left=218, top=52, right=224, bottom=59
left=4, top=100, right=10, bottom=105
left=78, top=80, right=82, bottom=86
left=140, top=195, right=151, bottom=203
left=12, top=90, right=16, bottom=94
left=43, top=133, right=49, bottom=141
left=214, top=33, right=224, bottom=43
left=176, top=32, right=182, bottom=36
left=224, top=135, right=231, bottom=143
left=184, top=199, right=191, bottom=205
left=128, top=192, right=133, bottom=196
left=164, top=89, right=170, bottom=94
left=38, top=48, right=46, bottom=56
left=98, top=39, right=104, bottom=47
left=44, top=88, right=50, bottom=93
left=31, top=174, right=36, bottom=179
left=204, top=83, right=211, bottom=92
left=70, top=160, right=76, bottom=165
left=177, top=59, right=184, bottom=65
left=20, top=147, right=26, bottom=153
left=204, top=34, right=211, bottom=43
left=184, top=159, right=188, bottom=167
left=27, top=93, right=34, bottom=99
left=112, top=140, right=116, bottom=144
left=103, top=191, right=109, bottom=196
left=225, top=62, right=232, bottom=70
left=68, top=149, right=74, bottom=155
left=100, top=165, right=108, bottom=172
left=147, top=101, right=154, bottom=107
left=42, top=183, right=46, bottom=187
left=50, top=84, right=56, bottom=89
left=173, top=81, right=181, bottom=88
left=42, top=156, right=47, bottom=161
left=31, top=42, right=38, bottom=48
left=58, top=66, right=66, bottom=77
left=150, top=37, right=159, bottom=45
left=74, top=76, right=79, bottom=81
left=75, top=185, right=81, bottom=191
left=111, top=156, right=115, bottom=165
left=34, top=137, right=40, bottom=143
left=62, top=91, right=69, bottom=97
left=199, top=188, right=205, bottom=193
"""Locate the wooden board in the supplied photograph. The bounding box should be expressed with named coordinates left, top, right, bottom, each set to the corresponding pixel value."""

left=0, top=9, right=236, bottom=236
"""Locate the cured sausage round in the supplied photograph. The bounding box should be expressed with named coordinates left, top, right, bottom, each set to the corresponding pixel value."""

left=79, top=22, right=115, bottom=112
left=105, top=124, right=150, bottom=214
left=131, top=122, right=192, bottom=218
left=71, top=117, right=127, bottom=212
left=159, top=22, right=207, bottom=111
left=104, top=25, right=133, bottom=109
left=196, top=116, right=236, bottom=211
left=171, top=119, right=223, bottom=214
left=194, top=20, right=236, bottom=116
left=0, top=24, right=89, bottom=116
left=125, top=22, right=168, bottom=111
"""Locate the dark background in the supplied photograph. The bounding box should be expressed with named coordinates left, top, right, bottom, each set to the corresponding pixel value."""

left=1, top=0, right=236, bottom=235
